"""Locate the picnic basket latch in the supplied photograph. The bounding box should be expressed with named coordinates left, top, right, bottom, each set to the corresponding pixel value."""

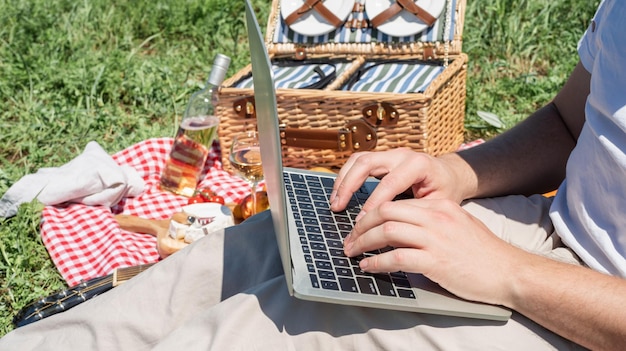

left=233, top=96, right=256, bottom=118
left=362, top=102, right=399, bottom=127
left=279, top=119, right=377, bottom=152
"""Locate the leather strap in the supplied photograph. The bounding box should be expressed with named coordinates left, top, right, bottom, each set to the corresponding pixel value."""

left=279, top=119, right=377, bottom=152
left=233, top=97, right=384, bottom=152
left=283, top=0, right=343, bottom=27
left=370, top=0, right=437, bottom=29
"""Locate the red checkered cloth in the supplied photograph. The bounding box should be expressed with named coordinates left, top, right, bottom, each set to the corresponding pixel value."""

left=458, top=139, right=485, bottom=150
left=41, top=138, right=254, bottom=286
left=42, top=138, right=485, bottom=286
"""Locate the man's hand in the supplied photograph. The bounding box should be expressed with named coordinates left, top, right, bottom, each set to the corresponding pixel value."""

left=329, top=148, right=475, bottom=217
left=342, top=197, right=521, bottom=306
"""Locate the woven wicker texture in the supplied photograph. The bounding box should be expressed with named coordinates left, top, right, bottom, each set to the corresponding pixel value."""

left=217, top=0, right=466, bottom=172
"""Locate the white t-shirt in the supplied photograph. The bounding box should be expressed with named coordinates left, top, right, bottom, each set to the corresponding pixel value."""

left=550, top=0, right=626, bottom=277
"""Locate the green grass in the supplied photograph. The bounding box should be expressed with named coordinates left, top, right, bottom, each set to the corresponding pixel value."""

left=0, top=0, right=598, bottom=336
left=464, top=0, right=598, bottom=138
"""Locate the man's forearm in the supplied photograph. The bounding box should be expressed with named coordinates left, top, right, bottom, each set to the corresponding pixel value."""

left=452, top=62, right=590, bottom=199
left=455, top=102, right=577, bottom=198
left=506, top=250, right=626, bottom=351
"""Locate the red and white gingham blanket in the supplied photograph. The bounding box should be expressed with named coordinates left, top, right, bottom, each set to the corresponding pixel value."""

left=41, top=138, right=253, bottom=286
left=41, top=138, right=485, bottom=286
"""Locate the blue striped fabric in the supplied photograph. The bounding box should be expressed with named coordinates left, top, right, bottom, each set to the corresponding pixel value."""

left=272, top=0, right=456, bottom=44
left=343, top=61, right=444, bottom=93
left=234, top=62, right=352, bottom=89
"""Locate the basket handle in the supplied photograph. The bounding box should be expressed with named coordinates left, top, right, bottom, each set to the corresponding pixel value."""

left=370, top=0, right=437, bottom=29
left=279, top=119, right=377, bottom=152
left=283, top=0, right=343, bottom=28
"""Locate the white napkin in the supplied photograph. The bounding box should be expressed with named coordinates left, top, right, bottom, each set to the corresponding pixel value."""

left=0, top=141, right=145, bottom=218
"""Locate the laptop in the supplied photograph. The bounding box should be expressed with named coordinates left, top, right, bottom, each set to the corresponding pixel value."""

left=244, top=0, right=511, bottom=321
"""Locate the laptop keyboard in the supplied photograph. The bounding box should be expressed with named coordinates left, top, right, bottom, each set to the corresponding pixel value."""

left=285, top=172, right=416, bottom=300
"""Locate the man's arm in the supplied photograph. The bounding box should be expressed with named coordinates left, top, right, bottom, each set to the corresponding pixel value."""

left=442, top=61, right=590, bottom=199
left=504, top=247, right=626, bottom=350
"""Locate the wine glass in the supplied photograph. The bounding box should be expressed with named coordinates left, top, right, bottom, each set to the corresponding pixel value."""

left=229, top=131, right=264, bottom=215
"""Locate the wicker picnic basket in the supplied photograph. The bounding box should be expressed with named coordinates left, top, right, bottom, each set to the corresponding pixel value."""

left=217, top=0, right=467, bottom=172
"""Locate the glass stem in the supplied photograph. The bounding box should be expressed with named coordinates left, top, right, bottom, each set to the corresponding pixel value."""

left=251, top=182, right=258, bottom=215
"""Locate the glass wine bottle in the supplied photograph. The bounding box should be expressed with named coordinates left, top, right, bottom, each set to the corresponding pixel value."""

left=159, top=53, right=231, bottom=197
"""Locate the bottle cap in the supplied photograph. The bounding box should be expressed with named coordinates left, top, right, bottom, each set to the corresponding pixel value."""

left=208, top=54, right=231, bottom=86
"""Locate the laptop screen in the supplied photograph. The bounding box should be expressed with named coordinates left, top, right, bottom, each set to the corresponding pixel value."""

left=244, top=0, right=294, bottom=294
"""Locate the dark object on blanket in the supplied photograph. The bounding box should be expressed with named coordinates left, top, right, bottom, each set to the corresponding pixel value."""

left=13, top=263, right=154, bottom=328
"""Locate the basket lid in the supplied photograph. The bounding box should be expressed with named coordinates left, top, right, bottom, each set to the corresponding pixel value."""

left=266, top=0, right=465, bottom=60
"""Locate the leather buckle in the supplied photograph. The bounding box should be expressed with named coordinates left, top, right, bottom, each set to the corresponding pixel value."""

left=346, top=119, right=377, bottom=151
left=233, top=96, right=256, bottom=118
left=362, top=102, right=399, bottom=127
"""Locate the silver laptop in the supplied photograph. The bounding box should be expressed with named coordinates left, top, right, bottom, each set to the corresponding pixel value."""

left=244, top=0, right=511, bottom=321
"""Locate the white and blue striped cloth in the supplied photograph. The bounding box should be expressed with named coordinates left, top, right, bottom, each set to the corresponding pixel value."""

left=234, top=61, right=352, bottom=89
left=343, top=61, right=444, bottom=93
left=272, top=0, right=456, bottom=45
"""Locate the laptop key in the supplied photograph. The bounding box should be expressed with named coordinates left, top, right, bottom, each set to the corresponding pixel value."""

left=305, top=225, right=321, bottom=234
left=293, top=182, right=307, bottom=189
left=318, top=215, right=334, bottom=223
left=335, top=267, right=353, bottom=277
left=299, top=203, right=314, bottom=210
left=320, top=177, right=334, bottom=187
left=337, top=223, right=352, bottom=232
left=323, top=231, right=340, bottom=240
left=310, top=242, right=326, bottom=251
left=314, top=201, right=330, bottom=209
left=357, top=276, right=378, bottom=295
left=313, top=251, right=330, bottom=261
left=316, top=209, right=332, bottom=216
left=307, top=181, right=323, bottom=189
left=301, top=210, right=316, bottom=217
left=315, top=260, right=332, bottom=270
left=320, top=223, right=336, bottom=231
left=308, top=234, right=324, bottom=242
left=332, top=257, right=350, bottom=267
left=353, top=266, right=366, bottom=276
left=350, top=255, right=366, bottom=266
left=297, top=196, right=312, bottom=203
left=309, top=187, right=324, bottom=194
left=312, top=194, right=326, bottom=202
left=373, top=274, right=397, bottom=297
left=318, top=270, right=336, bottom=280
left=329, top=248, right=345, bottom=257
left=310, top=274, right=320, bottom=289
left=321, top=280, right=339, bottom=291
left=327, top=240, right=343, bottom=249
left=391, top=276, right=411, bottom=288
left=303, top=217, right=319, bottom=226
left=334, top=215, right=351, bottom=223
left=397, top=289, right=416, bottom=299
left=339, top=277, right=359, bottom=293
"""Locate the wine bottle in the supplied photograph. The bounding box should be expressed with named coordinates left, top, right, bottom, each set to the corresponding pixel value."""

left=159, top=53, right=231, bottom=197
